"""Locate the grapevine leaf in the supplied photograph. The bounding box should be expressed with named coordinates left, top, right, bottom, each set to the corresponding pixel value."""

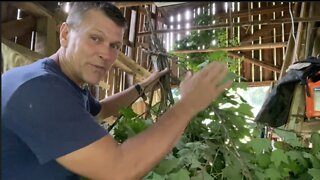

left=222, top=165, right=242, bottom=180
left=191, top=170, right=213, bottom=180
left=237, top=103, right=254, bottom=117
left=271, top=149, right=288, bottom=167
left=316, top=152, right=320, bottom=160
left=311, top=133, right=320, bottom=154
left=144, top=172, right=165, bottom=180
left=168, top=169, right=190, bottom=180
left=265, top=168, right=282, bottom=180
left=308, top=168, right=320, bottom=180
left=248, top=138, right=271, bottom=154
left=119, top=107, right=137, bottom=118
left=219, top=72, right=237, bottom=86
left=255, top=171, right=268, bottom=180
left=190, top=155, right=202, bottom=169
left=273, top=129, right=302, bottom=147
left=257, top=153, right=271, bottom=168
left=303, top=152, right=320, bottom=168
left=153, top=158, right=179, bottom=175
left=286, top=151, right=309, bottom=168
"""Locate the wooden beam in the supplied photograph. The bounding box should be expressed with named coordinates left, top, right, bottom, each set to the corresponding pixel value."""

left=138, top=6, right=168, bottom=25
left=10, top=2, right=53, bottom=18
left=217, top=4, right=289, bottom=20
left=279, top=2, right=300, bottom=78
left=2, top=38, right=44, bottom=72
left=117, top=52, right=151, bottom=81
left=138, top=16, right=320, bottom=36
left=245, top=80, right=274, bottom=87
left=173, top=42, right=286, bottom=54
left=1, top=16, right=36, bottom=39
left=171, top=3, right=289, bottom=25
left=115, top=2, right=154, bottom=8
left=241, top=23, right=282, bottom=43
left=228, top=52, right=281, bottom=72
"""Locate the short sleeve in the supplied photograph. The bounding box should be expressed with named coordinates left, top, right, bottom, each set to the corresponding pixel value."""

left=87, top=91, right=101, bottom=116
left=4, top=75, right=108, bottom=164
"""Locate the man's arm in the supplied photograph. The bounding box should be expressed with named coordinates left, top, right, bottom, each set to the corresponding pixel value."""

left=96, top=68, right=169, bottom=120
left=56, top=62, right=232, bottom=180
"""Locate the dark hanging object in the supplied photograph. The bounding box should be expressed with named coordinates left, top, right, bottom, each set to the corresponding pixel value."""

left=255, top=56, right=320, bottom=127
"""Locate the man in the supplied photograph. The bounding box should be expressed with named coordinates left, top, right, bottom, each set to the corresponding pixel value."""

left=2, top=2, right=232, bottom=180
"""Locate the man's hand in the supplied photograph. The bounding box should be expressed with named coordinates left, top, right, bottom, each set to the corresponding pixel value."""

left=139, top=68, right=170, bottom=93
left=179, top=62, right=233, bottom=116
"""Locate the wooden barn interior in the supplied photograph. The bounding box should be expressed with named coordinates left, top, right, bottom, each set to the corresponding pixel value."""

left=2, top=2, right=320, bottom=140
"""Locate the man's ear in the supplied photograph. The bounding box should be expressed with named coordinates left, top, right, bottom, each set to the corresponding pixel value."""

left=59, top=22, right=69, bottom=47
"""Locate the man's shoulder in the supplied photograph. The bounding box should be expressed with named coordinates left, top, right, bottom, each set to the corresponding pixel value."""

left=1, top=58, right=76, bottom=107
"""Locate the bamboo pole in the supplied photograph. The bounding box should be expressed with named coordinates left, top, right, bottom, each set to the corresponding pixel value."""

left=279, top=2, right=300, bottom=79
left=293, top=2, right=308, bottom=63
left=304, top=2, right=315, bottom=58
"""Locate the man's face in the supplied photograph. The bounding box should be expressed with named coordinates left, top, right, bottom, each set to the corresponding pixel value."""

left=62, top=9, right=124, bottom=86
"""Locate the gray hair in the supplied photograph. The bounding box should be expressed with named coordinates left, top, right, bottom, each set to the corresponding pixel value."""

left=66, top=2, right=127, bottom=29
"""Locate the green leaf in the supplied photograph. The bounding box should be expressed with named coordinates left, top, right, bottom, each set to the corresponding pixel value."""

left=248, top=138, right=271, bottom=154
left=286, top=151, right=309, bottom=168
left=153, top=158, right=179, bottom=175
left=168, top=169, right=190, bottom=180
left=273, top=129, right=303, bottom=147
left=303, top=152, right=320, bottom=168
left=255, top=171, right=268, bottom=180
left=257, top=153, right=271, bottom=168
left=190, top=155, right=202, bottom=169
left=219, top=72, right=237, bottom=86
left=143, top=172, right=166, bottom=180
left=271, top=149, right=289, bottom=168
left=311, top=133, right=320, bottom=154
left=308, top=168, right=320, bottom=180
left=222, top=165, right=242, bottom=180
left=119, top=107, right=138, bottom=119
left=237, top=103, right=254, bottom=117
left=191, top=170, right=213, bottom=180
left=265, top=167, right=282, bottom=180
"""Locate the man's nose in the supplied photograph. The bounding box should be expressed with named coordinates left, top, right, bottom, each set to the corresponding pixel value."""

left=99, top=45, right=114, bottom=62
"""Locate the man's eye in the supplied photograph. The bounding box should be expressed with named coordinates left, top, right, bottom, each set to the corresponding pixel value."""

left=91, top=36, right=101, bottom=42
left=111, top=44, right=121, bottom=50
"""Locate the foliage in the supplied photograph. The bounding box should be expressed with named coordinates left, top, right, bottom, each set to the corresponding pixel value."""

left=110, top=13, right=320, bottom=180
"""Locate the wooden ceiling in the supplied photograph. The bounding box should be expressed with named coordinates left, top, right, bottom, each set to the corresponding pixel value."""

left=2, top=2, right=320, bottom=87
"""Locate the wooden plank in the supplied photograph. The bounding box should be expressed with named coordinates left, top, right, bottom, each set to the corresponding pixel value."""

left=241, top=24, right=280, bottom=44
left=2, top=38, right=44, bottom=72
left=173, top=42, right=287, bottom=54
left=137, top=16, right=320, bottom=36
left=1, top=16, right=36, bottom=39
left=275, top=1, right=284, bottom=81
left=284, top=85, right=305, bottom=131
left=1, top=2, right=8, bottom=22
left=10, top=2, right=53, bottom=18
left=228, top=52, right=281, bottom=72
left=245, top=80, right=273, bottom=87
left=115, top=2, right=153, bottom=8
left=261, top=2, right=274, bottom=81
left=240, top=2, right=252, bottom=83
left=252, top=2, right=260, bottom=83
left=301, top=120, right=320, bottom=133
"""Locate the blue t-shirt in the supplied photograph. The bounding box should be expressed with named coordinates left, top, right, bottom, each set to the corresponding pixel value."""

left=2, top=58, right=108, bottom=179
